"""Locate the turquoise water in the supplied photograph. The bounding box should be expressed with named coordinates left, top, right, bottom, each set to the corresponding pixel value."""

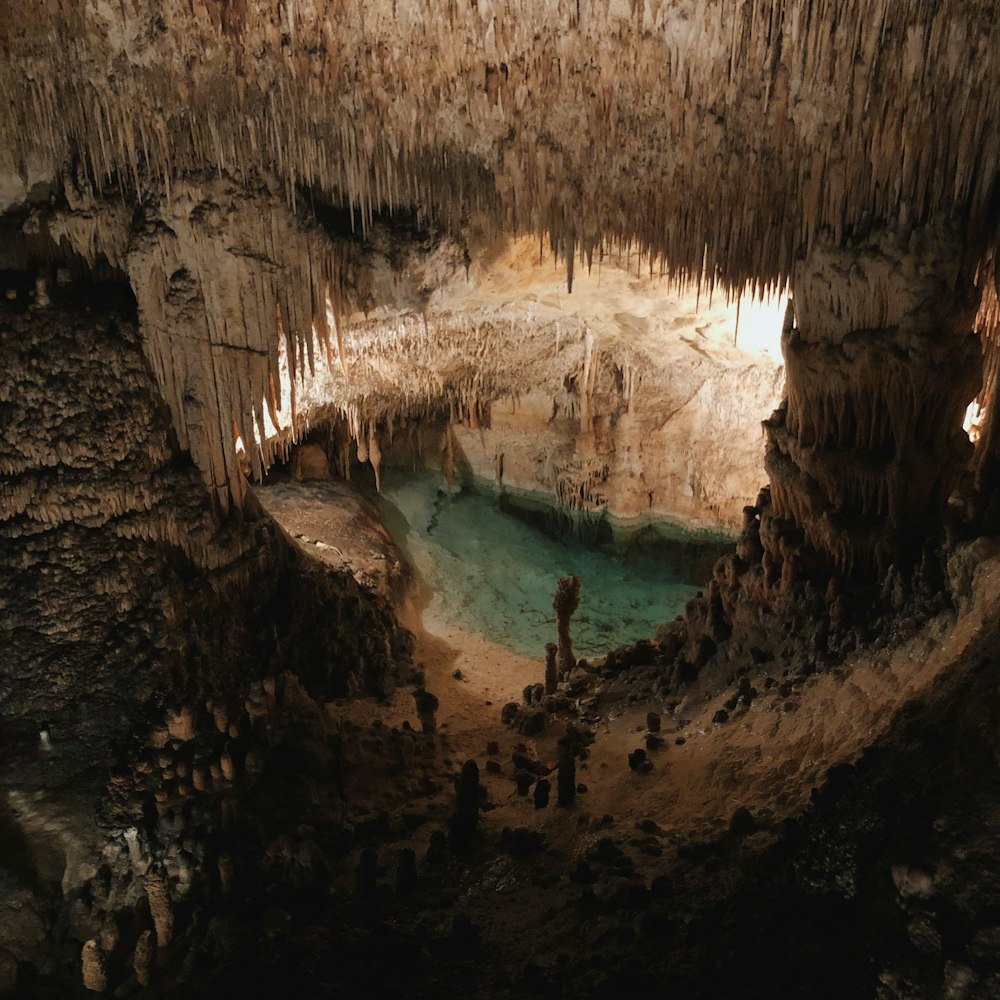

left=370, top=470, right=732, bottom=660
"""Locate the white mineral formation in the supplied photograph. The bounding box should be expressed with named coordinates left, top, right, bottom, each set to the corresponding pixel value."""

left=2, top=0, right=996, bottom=524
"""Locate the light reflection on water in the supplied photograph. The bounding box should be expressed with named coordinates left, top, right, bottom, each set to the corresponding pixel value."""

left=371, top=470, right=732, bottom=659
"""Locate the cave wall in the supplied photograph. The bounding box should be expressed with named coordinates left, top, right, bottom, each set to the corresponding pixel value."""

left=44, top=180, right=346, bottom=513
left=25, top=188, right=785, bottom=534
left=0, top=2, right=997, bottom=994
left=451, top=349, right=782, bottom=529
left=0, top=282, right=417, bottom=978
left=0, top=284, right=410, bottom=770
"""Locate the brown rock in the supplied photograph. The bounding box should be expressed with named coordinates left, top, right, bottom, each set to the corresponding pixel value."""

left=291, top=443, right=332, bottom=481
left=81, top=940, right=107, bottom=993
left=133, top=930, right=155, bottom=988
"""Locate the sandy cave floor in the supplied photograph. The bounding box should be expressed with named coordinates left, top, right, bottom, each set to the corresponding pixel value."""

left=256, top=477, right=1000, bottom=962
left=347, top=593, right=978, bottom=864
left=295, top=572, right=1000, bottom=998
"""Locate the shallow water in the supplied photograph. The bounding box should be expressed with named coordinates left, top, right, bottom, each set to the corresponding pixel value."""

left=370, top=470, right=732, bottom=660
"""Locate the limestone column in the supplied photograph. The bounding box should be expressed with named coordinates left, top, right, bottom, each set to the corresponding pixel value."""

left=761, top=225, right=982, bottom=581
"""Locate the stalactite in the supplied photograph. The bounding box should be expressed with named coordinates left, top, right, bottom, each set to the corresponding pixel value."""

left=2, top=0, right=996, bottom=305
left=971, top=260, right=1000, bottom=492
left=579, top=329, right=595, bottom=435
left=49, top=180, right=347, bottom=512
left=368, top=423, right=382, bottom=493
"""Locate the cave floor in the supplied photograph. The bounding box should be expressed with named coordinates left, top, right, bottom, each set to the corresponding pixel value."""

left=338, top=585, right=979, bottom=871
left=255, top=476, right=1000, bottom=996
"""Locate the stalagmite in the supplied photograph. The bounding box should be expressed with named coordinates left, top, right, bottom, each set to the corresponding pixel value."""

left=133, top=930, right=155, bottom=988
left=166, top=706, right=196, bottom=742
left=81, top=941, right=107, bottom=993
left=544, top=642, right=559, bottom=696
left=553, top=576, right=581, bottom=678
left=144, top=870, right=174, bottom=948
left=447, top=759, right=480, bottom=854
left=556, top=729, right=578, bottom=809
left=414, top=689, right=439, bottom=734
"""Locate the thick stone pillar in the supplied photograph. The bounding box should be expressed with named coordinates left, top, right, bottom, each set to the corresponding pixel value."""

left=762, top=226, right=982, bottom=581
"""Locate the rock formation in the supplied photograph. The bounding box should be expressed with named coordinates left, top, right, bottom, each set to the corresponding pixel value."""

left=3, top=1, right=997, bottom=291
left=764, top=226, right=983, bottom=580
left=544, top=642, right=559, bottom=697
left=553, top=575, right=581, bottom=679
left=557, top=749, right=577, bottom=810
left=80, top=940, right=107, bottom=993
left=16, top=1, right=997, bottom=544
left=448, top=760, right=481, bottom=854
left=0, top=295, right=410, bottom=755
left=133, top=929, right=155, bottom=988
left=0, top=950, right=17, bottom=998
left=291, top=444, right=333, bottom=482
left=2, top=2, right=1000, bottom=998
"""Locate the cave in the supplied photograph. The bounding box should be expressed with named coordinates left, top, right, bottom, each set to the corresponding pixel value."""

left=2, top=3, right=1000, bottom=998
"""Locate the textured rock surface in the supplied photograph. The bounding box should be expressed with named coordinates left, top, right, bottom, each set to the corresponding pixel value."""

left=0, top=288, right=409, bottom=752
left=46, top=180, right=345, bottom=512
left=762, top=227, right=982, bottom=579
left=2, top=1, right=997, bottom=291
left=453, top=350, right=781, bottom=528
left=0, top=285, right=411, bottom=967
left=3, top=0, right=998, bottom=525
left=1, top=4, right=1000, bottom=997
left=37, top=190, right=783, bottom=523
left=253, top=476, right=414, bottom=608
left=290, top=235, right=785, bottom=529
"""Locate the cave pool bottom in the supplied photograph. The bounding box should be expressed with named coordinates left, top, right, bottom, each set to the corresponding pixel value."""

left=369, top=470, right=735, bottom=660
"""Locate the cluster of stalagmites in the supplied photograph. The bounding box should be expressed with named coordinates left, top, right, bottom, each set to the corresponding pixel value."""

left=37, top=631, right=779, bottom=997
left=511, top=480, right=958, bottom=752
left=0, top=285, right=429, bottom=991
left=81, top=669, right=673, bottom=992
left=345, top=727, right=688, bottom=995
left=68, top=673, right=440, bottom=991
left=75, top=666, right=470, bottom=994
left=70, top=688, right=279, bottom=993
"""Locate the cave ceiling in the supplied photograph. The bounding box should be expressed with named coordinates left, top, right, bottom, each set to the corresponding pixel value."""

left=1, top=0, right=998, bottom=508
left=4, top=0, right=997, bottom=274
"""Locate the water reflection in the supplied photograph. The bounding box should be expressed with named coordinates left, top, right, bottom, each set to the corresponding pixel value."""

left=370, top=471, right=733, bottom=659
